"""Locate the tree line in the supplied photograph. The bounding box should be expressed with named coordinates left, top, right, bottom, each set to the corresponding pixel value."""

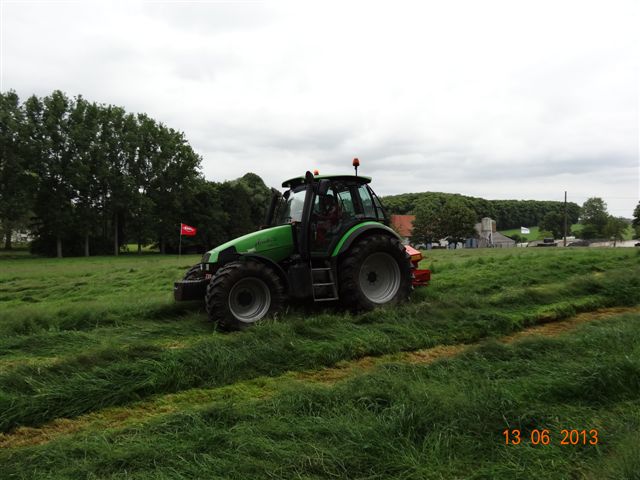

left=3, top=89, right=637, bottom=256
left=578, top=197, right=636, bottom=243
left=384, top=192, right=639, bottom=245
left=382, top=191, right=581, bottom=231
left=0, top=90, right=270, bottom=256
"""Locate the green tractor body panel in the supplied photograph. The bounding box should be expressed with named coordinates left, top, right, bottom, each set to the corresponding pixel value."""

left=204, top=224, right=294, bottom=264
left=331, top=221, right=401, bottom=256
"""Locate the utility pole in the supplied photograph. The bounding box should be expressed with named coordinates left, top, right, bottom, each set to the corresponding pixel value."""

left=563, top=191, right=568, bottom=247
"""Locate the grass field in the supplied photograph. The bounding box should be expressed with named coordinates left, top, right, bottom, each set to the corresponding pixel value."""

left=1, top=247, right=639, bottom=479
left=499, top=223, right=635, bottom=242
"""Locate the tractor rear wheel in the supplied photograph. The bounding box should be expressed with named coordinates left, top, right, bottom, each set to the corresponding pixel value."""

left=338, top=234, right=412, bottom=311
left=205, top=260, right=285, bottom=331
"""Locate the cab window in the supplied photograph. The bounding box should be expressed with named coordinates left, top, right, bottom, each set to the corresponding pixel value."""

left=358, top=185, right=377, bottom=218
left=275, top=187, right=306, bottom=224
left=370, top=188, right=386, bottom=221
left=337, top=190, right=356, bottom=216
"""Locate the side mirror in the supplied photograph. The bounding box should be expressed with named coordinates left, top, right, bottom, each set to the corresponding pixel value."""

left=318, top=179, right=330, bottom=195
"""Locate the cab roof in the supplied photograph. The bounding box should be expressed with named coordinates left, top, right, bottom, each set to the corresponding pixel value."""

left=282, top=174, right=372, bottom=189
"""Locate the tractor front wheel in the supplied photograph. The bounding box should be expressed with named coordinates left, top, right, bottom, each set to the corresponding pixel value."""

left=205, top=260, right=285, bottom=331
left=338, top=234, right=412, bottom=311
left=183, top=264, right=204, bottom=280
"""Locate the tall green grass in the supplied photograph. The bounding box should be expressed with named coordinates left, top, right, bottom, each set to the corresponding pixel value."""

left=0, top=249, right=638, bottom=433
left=2, top=310, right=638, bottom=479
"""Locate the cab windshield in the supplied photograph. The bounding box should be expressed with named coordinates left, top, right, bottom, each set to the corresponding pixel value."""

left=275, top=188, right=306, bottom=224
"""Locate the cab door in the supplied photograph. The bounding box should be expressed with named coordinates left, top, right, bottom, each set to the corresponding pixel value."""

left=310, top=182, right=359, bottom=255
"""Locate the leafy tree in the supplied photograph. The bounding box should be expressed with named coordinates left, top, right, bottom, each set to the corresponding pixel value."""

left=440, top=197, right=477, bottom=246
left=539, top=211, right=565, bottom=239
left=580, top=197, right=608, bottom=239
left=146, top=124, right=202, bottom=253
left=579, top=224, right=600, bottom=241
left=411, top=198, right=444, bottom=245
left=129, top=113, right=159, bottom=252
left=68, top=96, right=102, bottom=256
left=33, top=91, right=77, bottom=257
left=163, top=174, right=272, bottom=254
left=217, top=180, right=255, bottom=240
left=18, top=93, right=198, bottom=256
left=0, top=91, right=36, bottom=249
left=633, top=201, right=640, bottom=239
left=236, top=172, right=271, bottom=227
left=382, top=192, right=579, bottom=230
left=382, top=193, right=421, bottom=215
left=99, top=105, right=132, bottom=255
left=604, top=216, right=628, bottom=246
left=129, top=189, right=156, bottom=254
left=183, top=180, right=227, bottom=249
left=1, top=89, right=276, bottom=256
left=508, top=233, right=523, bottom=244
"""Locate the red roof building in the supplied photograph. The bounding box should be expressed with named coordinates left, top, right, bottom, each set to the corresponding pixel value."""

left=390, top=214, right=415, bottom=238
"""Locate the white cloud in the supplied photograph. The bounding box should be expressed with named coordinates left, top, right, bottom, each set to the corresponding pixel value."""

left=2, top=0, right=638, bottom=216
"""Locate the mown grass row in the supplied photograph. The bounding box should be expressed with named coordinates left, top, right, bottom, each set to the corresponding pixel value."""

left=0, top=249, right=638, bottom=432
left=0, top=249, right=633, bottom=337
left=1, top=310, right=638, bottom=479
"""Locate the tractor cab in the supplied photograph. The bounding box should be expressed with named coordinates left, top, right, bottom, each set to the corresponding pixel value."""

left=266, top=173, right=388, bottom=259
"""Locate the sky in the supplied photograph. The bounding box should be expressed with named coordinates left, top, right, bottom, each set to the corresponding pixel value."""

left=1, top=0, right=638, bottom=217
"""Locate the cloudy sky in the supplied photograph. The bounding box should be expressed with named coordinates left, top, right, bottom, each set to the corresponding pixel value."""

left=1, top=0, right=638, bottom=217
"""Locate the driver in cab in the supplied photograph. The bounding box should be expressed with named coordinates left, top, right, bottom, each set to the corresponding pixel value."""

left=314, top=194, right=341, bottom=246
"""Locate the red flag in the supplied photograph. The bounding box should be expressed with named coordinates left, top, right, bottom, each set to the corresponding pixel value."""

left=180, top=223, right=197, bottom=236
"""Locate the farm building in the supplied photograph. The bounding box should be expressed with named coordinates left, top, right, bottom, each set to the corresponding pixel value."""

left=10, top=230, right=34, bottom=243
left=391, top=214, right=515, bottom=248
left=390, top=215, right=414, bottom=245
left=466, top=217, right=515, bottom=248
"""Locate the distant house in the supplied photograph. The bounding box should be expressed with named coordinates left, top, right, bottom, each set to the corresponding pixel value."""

left=392, top=214, right=515, bottom=248
left=390, top=215, right=415, bottom=245
left=466, top=217, right=515, bottom=248
left=10, top=230, right=34, bottom=243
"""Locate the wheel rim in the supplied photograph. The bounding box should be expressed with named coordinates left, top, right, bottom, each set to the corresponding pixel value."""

left=358, top=252, right=401, bottom=304
left=228, top=277, right=271, bottom=323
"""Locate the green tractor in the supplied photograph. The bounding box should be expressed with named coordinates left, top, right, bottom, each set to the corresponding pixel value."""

left=174, top=161, right=430, bottom=330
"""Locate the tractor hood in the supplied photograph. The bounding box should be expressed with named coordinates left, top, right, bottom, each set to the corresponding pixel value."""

left=203, top=224, right=295, bottom=264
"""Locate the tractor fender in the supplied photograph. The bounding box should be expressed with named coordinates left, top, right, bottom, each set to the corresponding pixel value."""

left=332, top=223, right=402, bottom=257
left=240, top=254, right=289, bottom=290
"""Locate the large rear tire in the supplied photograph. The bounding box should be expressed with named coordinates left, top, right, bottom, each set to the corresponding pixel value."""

left=338, top=234, right=412, bottom=311
left=205, top=260, right=285, bottom=331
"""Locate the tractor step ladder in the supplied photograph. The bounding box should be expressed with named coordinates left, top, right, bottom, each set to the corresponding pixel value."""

left=311, top=262, right=338, bottom=302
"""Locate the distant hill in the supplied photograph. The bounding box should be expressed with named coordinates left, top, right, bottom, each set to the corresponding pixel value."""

left=381, top=192, right=581, bottom=230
